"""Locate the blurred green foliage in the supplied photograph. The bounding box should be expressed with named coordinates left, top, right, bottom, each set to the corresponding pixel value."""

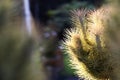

left=47, top=0, right=95, bottom=28
left=0, top=1, right=47, bottom=80
left=62, top=53, right=75, bottom=75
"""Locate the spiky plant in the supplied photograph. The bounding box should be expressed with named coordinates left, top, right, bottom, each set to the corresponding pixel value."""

left=62, top=4, right=120, bottom=80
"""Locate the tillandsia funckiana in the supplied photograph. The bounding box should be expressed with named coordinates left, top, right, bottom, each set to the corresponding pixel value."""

left=62, top=1, right=120, bottom=80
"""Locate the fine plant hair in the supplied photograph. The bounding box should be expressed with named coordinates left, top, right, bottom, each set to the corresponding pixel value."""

left=62, top=3, right=120, bottom=80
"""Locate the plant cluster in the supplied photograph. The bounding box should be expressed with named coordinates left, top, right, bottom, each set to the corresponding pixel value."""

left=62, top=0, right=120, bottom=79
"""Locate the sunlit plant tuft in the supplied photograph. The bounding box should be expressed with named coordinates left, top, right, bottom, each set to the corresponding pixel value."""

left=62, top=4, right=120, bottom=79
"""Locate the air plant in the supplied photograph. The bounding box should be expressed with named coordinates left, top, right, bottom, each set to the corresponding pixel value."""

left=62, top=4, right=120, bottom=80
